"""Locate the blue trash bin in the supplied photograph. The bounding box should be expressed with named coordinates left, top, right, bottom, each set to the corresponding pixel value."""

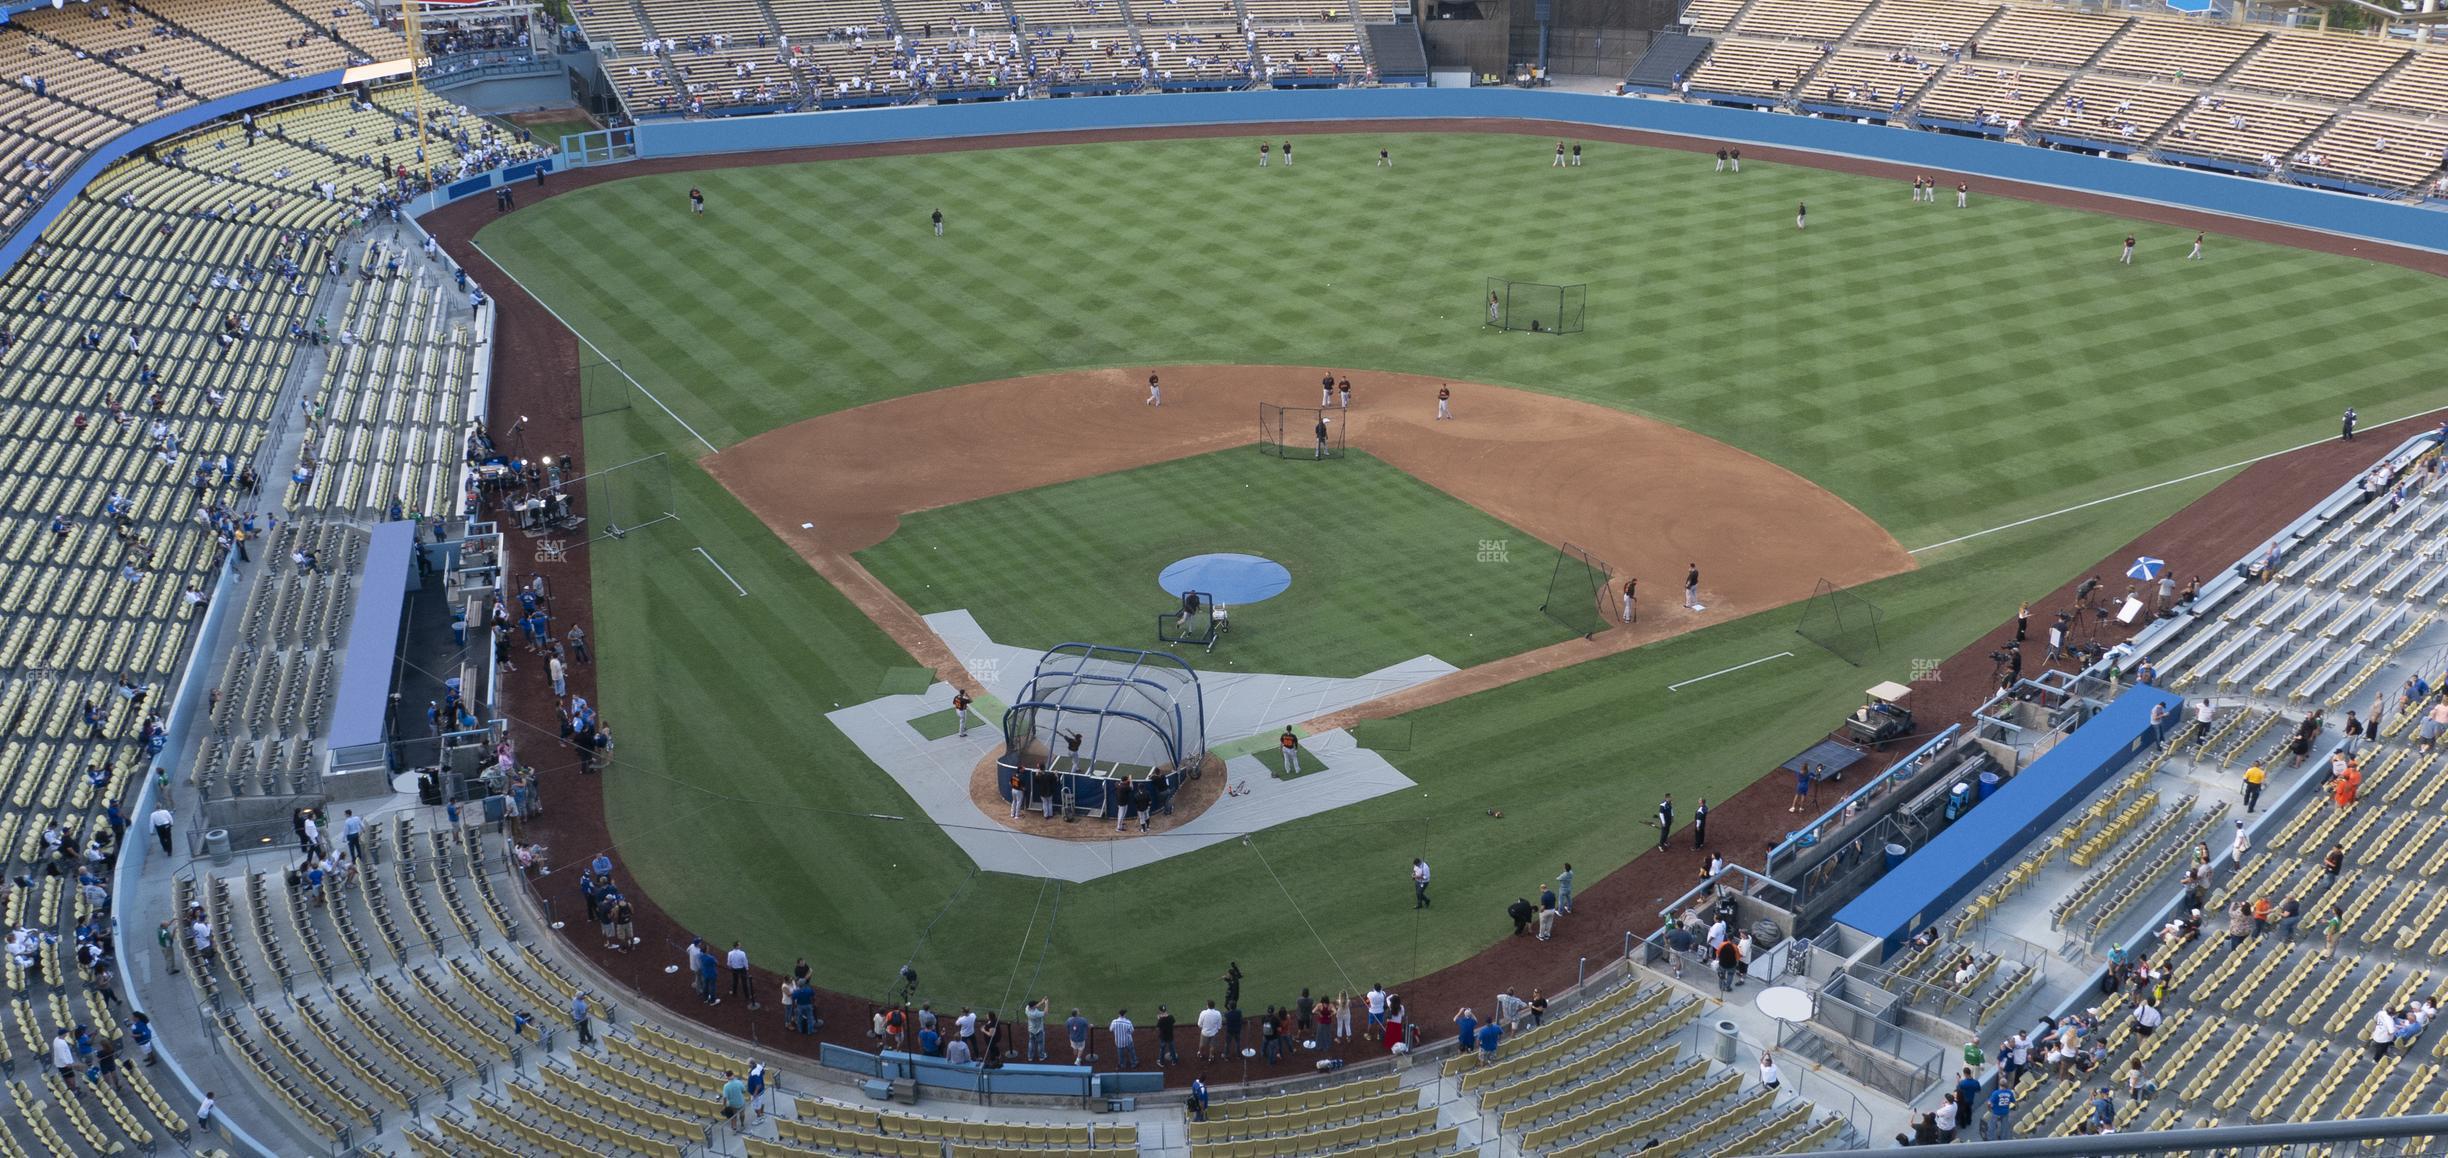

left=1977, top=771, right=2002, bottom=800
left=1884, top=842, right=1908, bottom=870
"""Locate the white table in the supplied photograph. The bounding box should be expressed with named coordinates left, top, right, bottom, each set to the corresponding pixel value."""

left=1756, top=985, right=1813, bottom=1024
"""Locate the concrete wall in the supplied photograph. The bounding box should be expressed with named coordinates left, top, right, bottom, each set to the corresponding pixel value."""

left=624, top=88, right=2447, bottom=252
left=428, top=69, right=574, bottom=114
left=1418, top=11, right=1513, bottom=75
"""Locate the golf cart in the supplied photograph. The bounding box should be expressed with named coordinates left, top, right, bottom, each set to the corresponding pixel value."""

left=1842, top=681, right=1915, bottom=748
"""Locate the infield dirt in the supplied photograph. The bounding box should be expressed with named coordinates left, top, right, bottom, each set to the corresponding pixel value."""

left=705, top=365, right=1916, bottom=718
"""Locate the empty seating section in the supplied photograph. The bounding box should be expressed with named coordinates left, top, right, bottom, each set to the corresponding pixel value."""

left=167, top=824, right=805, bottom=1151
left=570, top=0, right=651, bottom=54
left=1664, top=0, right=2448, bottom=196
left=1242, top=0, right=1364, bottom=81
left=1733, top=0, right=1873, bottom=42
left=1687, top=37, right=1819, bottom=99
left=2297, top=113, right=2448, bottom=192
left=2371, top=50, right=2448, bottom=113
left=1850, top=0, right=1995, bottom=50
left=1806, top=51, right=1939, bottom=112
left=1974, top=8, right=2124, bottom=67
left=1679, top=0, right=1749, bottom=33
left=2038, top=75, right=2194, bottom=147
left=142, top=0, right=363, bottom=80
left=2226, top=30, right=2404, bottom=102
left=315, top=274, right=474, bottom=520
left=1914, top=61, right=2060, bottom=128
left=2094, top=20, right=2260, bottom=82
left=2162, top=94, right=2331, bottom=166
left=12, top=3, right=256, bottom=108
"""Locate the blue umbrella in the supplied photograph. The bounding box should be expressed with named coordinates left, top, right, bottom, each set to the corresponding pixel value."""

left=2127, top=557, right=2166, bottom=581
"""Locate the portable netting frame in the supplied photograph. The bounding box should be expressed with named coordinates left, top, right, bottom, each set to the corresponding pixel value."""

left=1796, top=578, right=1885, bottom=666
left=1000, top=644, right=1209, bottom=813
left=507, top=452, right=677, bottom=549
left=579, top=353, right=631, bottom=418
left=1540, top=542, right=1615, bottom=638
left=1485, top=279, right=1587, bottom=335
left=1157, top=590, right=1221, bottom=651
left=1258, top=403, right=1347, bottom=460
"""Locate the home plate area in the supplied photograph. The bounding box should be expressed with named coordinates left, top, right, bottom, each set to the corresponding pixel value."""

left=820, top=610, right=1444, bottom=882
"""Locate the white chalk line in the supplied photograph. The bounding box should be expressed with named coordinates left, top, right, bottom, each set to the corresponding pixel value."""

left=694, top=547, right=749, bottom=596
left=1668, top=651, right=1794, bottom=692
left=468, top=238, right=723, bottom=457
left=1910, top=410, right=2447, bottom=555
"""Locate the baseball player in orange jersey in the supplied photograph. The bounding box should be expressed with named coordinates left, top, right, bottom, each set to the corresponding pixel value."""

left=953, top=689, right=975, bottom=737
left=1278, top=727, right=1302, bottom=774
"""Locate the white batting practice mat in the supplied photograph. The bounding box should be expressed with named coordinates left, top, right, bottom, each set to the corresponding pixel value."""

left=820, top=610, right=1444, bottom=882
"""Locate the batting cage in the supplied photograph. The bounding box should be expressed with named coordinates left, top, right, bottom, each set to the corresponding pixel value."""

left=999, top=644, right=1211, bottom=815
left=1539, top=542, right=1616, bottom=638
left=1485, top=279, right=1587, bottom=335
left=1157, top=590, right=1222, bottom=651
left=1796, top=578, right=1885, bottom=666
left=1258, top=403, right=1347, bottom=460
left=579, top=353, right=632, bottom=418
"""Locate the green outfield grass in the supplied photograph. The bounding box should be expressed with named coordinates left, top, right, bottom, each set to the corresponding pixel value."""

left=477, top=132, right=2431, bottom=1015
left=856, top=449, right=1577, bottom=679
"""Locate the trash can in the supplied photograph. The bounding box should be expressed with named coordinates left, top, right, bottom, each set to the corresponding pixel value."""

left=205, top=828, right=232, bottom=865
left=1884, top=842, right=1908, bottom=870
left=1977, top=771, right=2003, bottom=800
left=1946, top=782, right=1971, bottom=820
left=1712, top=1020, right=1740, bottom=1064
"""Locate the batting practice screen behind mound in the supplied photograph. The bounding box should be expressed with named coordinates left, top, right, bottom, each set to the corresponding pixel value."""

left=1486, top=279, right=1587, bottom=335
left=1258, top=403, right=1347, bottom=459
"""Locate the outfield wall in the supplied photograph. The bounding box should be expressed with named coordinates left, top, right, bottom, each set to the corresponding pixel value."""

left=621, top=89, right=2447, bottom=255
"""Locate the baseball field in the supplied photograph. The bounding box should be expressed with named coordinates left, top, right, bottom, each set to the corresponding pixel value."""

left=467, top=130, right=2438, bottom=1018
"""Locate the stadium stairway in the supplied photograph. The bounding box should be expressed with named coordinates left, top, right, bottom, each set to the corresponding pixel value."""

left=1625, top=32, right=1713, bottom=92
left=1363, top=23, right=1428, bottom=84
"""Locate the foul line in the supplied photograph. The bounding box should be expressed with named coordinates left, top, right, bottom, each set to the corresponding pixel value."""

left=1667, top=651, right=1793, bottom=692
left=694, top=547, right=748, bottom=596
left=467, top=238, right=723, bottom=457
left=1911, top=411, right=2448, bottom=555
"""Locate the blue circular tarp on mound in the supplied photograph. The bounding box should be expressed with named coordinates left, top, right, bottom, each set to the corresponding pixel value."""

left=1160, top=553, right=1291, bottom=605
